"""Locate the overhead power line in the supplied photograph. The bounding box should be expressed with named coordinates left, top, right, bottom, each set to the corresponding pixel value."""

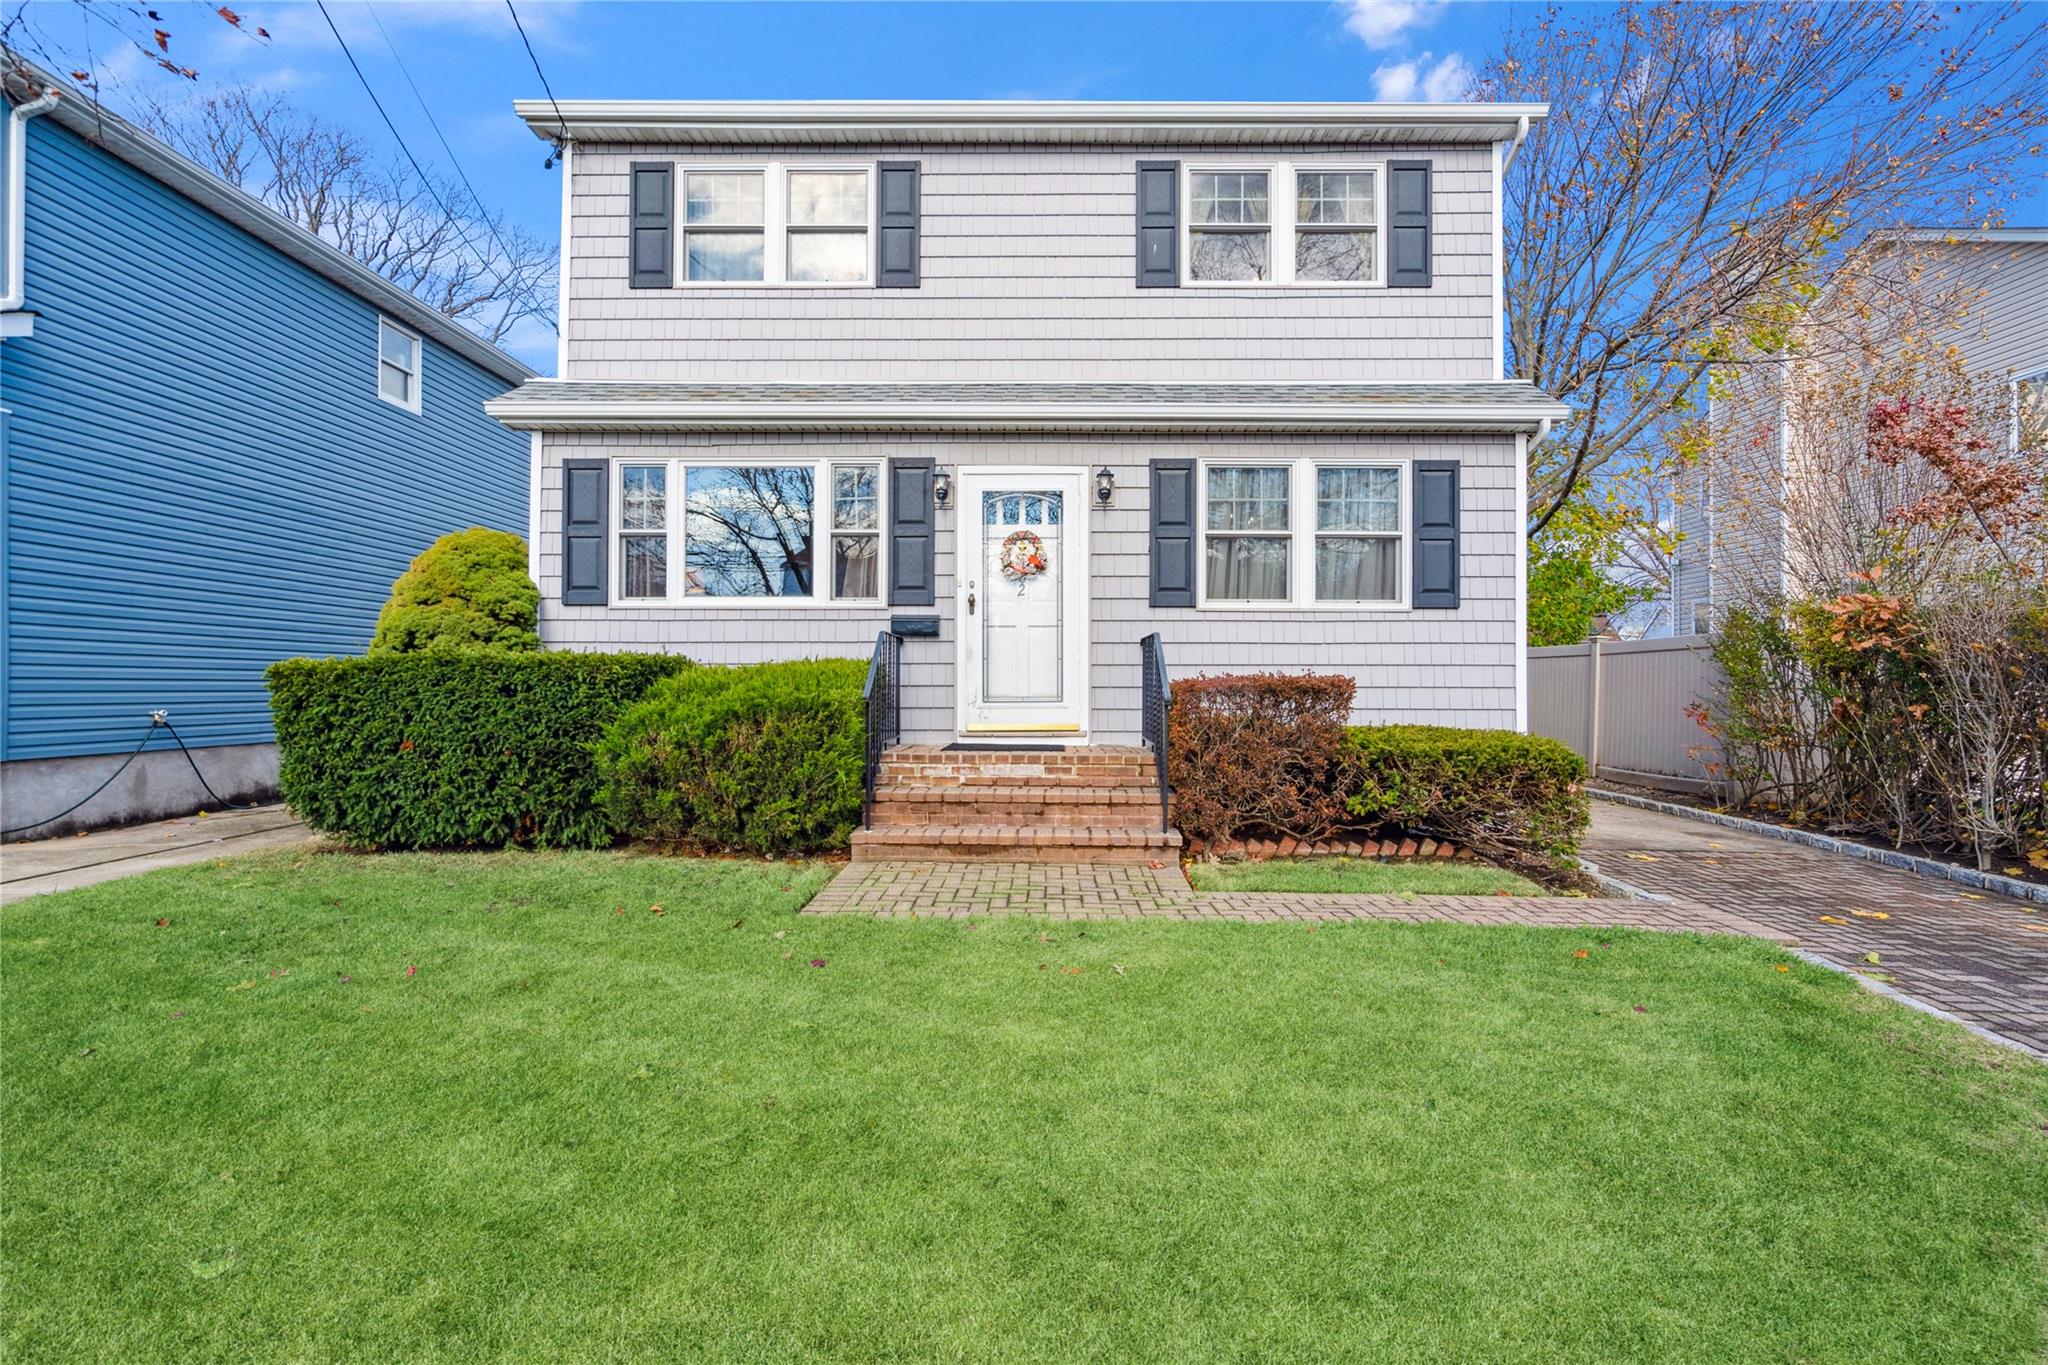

left=313, top=0, right=507, bottom=297
left=364, top=0, right=556, bottom=335
left=504, top=0, right=570, bottom=156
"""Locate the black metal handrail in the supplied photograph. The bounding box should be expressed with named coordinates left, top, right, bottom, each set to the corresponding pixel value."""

left=861, top=630, right=902, bottom=829
left=1139, top=632, right=1171, bottom=834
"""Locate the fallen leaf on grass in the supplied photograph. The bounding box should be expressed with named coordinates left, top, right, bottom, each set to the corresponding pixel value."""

left=1632, top=1004, right=1647, bottom=1013
left=226, top=980, right=259, bottom=991
left=1112, top=963, right=1126, bottom=976
left=728, top=918, right=744, bottom=930
left=1061, top=966, right=1083, bottom=976
left=773, top=930, right=787, bottom=941
left=781, top=950, right=794, bottom=960
left=1775, top=964, right=1791, bottom=973
left=1493, top=889, right=1510, bottom=898
left=809, top=959, right=827, bottom=969
left=404, top=965, right=416, bottom=978
left=1573, top=949, right=1590, bottom=959
left=189, top=1252, right=236, bottom=1281
left=154, top=918, right=169, bottom=927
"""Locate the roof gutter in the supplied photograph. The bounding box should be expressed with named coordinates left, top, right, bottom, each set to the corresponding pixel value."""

left=483, top=398, right=1573, bottom=436
left=3, top=86, right=61, bottom=314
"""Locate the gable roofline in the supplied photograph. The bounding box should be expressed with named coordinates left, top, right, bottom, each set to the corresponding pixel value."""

left=4, top=56, right=535, bottom=385
left=1878, top=227, right=2048, bottom=246
left=512, top=99, right=1549, bottom=147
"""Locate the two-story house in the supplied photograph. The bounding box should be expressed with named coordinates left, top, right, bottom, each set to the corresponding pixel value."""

left=486, top=101, right=1563, bottom=854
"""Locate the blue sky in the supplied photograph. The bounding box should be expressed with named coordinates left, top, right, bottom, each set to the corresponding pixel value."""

left=31, top=1, right=2044, bottom=372
left=44, top=0, right=1504, bottom=370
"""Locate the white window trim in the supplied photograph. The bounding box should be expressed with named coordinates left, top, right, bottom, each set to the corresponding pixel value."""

left=2010, top=366, right=2048, bottom=453
left=376, top=317, right=422, bottom=414
left=609, top=457, right=887, bottom=609
left=1181, top=161, right=1387, bottom=290
left=1194, top=457, right=1410, bottom=611
left=674, top=162, right=876, bottom=289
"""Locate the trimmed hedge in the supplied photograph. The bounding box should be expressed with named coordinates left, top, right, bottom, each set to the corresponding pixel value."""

left=268, top=652, right=690, bottom=849
left=1342, top=724, right=1588, bottom=876
left=1166, top=673, right=1356, bottom=845
left=595, top=658, right=868, bottom=855
left=1165, top=671, right=1589, bottom=877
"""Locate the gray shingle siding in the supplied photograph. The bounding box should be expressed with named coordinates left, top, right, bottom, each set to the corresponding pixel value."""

left=536, top=430, right=1521, bottom=742
left=562, top=143, right=1499, bottom=383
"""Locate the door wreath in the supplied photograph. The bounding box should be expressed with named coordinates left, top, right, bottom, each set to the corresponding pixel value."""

left=998, top=529, right=1049, bottom=580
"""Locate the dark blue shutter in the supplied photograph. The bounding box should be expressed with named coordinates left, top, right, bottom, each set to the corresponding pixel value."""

left=562, top=458, right=609, bottom=606
left=1387, top=160, right=1432, bottom=289
left=888, top=458, right=935, bottom=606
left=1150, top=459, right=1197, bottom=607
left=1135, top=161, right=1180, bottom=288
left=1411, top=460, right=1460, bottom=609
left=877, top=161, right=920, bottom=288
left=629, top=162, right=673, bottom=289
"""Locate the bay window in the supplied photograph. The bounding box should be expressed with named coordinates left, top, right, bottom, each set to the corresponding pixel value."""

left=613, top=459, right=882, bottom=604
left=1199, top=459, right=1407, bottom=608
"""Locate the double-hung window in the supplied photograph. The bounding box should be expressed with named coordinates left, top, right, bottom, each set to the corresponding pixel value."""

left=1199, top=459, right=1407, bottom=608
left=677, top=164, right=871, bottom=286
left=1184, top=163, right=1384, bottom=287
left=1189, top=171, right=1272, bottom=283
left=684, top=172, right=765, bottom=282
left=377, top=319, right=421, bottom=411
left=613, top=459, right=883, bottom=605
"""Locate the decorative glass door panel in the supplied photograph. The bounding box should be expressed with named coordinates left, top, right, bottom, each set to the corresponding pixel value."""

left=956, top=469, right=1090, bottom=735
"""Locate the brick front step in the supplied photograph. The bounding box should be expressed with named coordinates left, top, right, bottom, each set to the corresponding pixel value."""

left=877, top=745, right=1159, bottom=790
left=851, top=824, right=1183, bottom=863
left=871, top=786, right=1163, bottom=827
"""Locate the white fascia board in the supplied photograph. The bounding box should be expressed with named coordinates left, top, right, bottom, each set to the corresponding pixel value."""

left=512, top=99, right=1551, bottom=145
left=483, top=398, right=1573, bottom=434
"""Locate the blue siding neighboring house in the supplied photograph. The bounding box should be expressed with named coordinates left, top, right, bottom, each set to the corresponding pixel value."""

left=1, top=67, right=534, bottom=837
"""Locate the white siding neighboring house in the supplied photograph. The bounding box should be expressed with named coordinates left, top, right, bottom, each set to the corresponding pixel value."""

left=488, top=102, right=1566, bottom=745
left=1679, top=228, right=2048, bottom=629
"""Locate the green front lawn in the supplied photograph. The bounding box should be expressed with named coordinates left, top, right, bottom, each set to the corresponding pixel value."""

left=1185, top=853, right=1547, bottom=897
left=5, top=850, right=2044, bottom=1362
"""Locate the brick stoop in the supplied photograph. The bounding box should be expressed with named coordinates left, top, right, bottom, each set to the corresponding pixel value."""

left=852, top=745, right=1182, bottom=863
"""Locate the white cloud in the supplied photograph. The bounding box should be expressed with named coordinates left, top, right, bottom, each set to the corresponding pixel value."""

left=1370, top=51, right=1473, bottom=103
left=1340, top=0, right=1442, bottom=51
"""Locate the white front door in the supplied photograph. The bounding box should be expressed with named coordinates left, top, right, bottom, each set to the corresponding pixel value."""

left=957, top=468, right=1090, bottom=736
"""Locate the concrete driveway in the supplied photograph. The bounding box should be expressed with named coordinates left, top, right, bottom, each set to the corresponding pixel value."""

left=1, top=805, right=312, bottom=904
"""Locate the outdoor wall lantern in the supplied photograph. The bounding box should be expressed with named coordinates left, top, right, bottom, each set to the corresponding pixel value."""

left=1094, top=466, right=1116, bottom=509
left=932, top=467, right=953, bottom=510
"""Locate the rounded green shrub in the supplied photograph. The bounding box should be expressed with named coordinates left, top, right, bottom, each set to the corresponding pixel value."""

left=596, top=658, right=868, bottom=854
left=369, top=528, right=540, bottom=655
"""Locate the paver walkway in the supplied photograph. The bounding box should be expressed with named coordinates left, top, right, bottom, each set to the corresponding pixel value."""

left=0, top=805, right=311, bottom=903
left=1583, top=801, right=2048, bottom=1057
left=807, top=859, right=1793, bottom=940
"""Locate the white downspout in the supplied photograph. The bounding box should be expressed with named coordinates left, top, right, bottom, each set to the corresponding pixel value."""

left=1500, top=114, right=1530, bottom=176
left=4, top=88, right=61, bottom=313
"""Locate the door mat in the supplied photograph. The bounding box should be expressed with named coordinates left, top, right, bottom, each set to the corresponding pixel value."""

left=943, top=742, right=1065, bottom=753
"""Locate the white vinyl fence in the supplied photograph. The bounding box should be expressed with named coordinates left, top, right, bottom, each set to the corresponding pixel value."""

left=1528, top=635, right=1725, bottom=793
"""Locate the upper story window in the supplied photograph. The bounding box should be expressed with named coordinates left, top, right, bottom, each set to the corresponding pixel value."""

left=1189, top=171, right=1272, bottom=282
left=684, top=172, right=765, bottom=282
left=1199, top=458, right=1407, bottom=608
left=2014, top=369, right=2047, bottom=452
left=613, top=458, right=883, bottom=605
left=377, top=319, right=421, bottom=412
left=1183, top=163, right=1385, bottom=289
left=674, top=164, right=872, bottom=287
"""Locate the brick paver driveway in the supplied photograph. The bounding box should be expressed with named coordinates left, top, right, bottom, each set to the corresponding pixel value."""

left=1584, top=801, right=2048, bottom=1058
left=809, top=860, right=1792, bottom=940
